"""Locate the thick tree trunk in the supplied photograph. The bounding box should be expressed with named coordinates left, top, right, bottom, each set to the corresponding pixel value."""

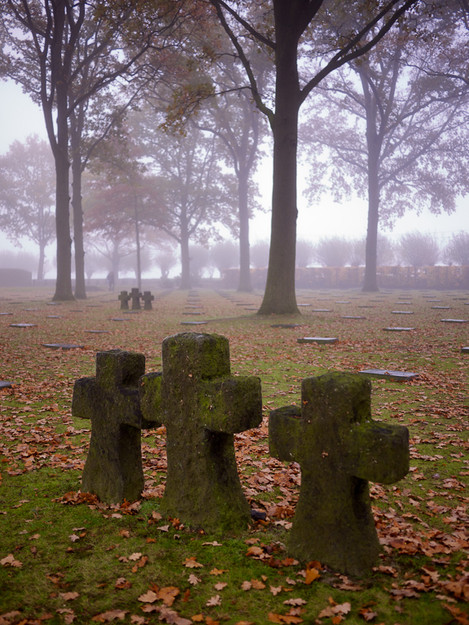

left=52, top=80, right=74, bottom=301
left=237, top=167, right=252, bottom=292
left=71, top=155, right=87, bottom=299
left=37, top=243, right=45, bottom=283
left=363, top=127, right=381, bottom=292
left=258, top=21, right=300, bottom=315
left=363, top=186, right=380, bottom=292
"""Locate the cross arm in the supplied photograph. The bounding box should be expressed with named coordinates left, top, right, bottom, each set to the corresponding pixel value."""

left=346, top=421, right=409, bottom=484
left=200, top=376, right=262, bottom=433
left=139, top=372, right=163, bottom=428
left=269, top=405, right=303, bottom=462
left=72, top=376, right=99, bottom=421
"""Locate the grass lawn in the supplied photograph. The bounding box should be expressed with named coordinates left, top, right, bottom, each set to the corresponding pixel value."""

left=0, top=286, right=467, bottom=625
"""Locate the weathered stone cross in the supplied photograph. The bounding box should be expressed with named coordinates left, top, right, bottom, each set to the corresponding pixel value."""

left=269, top=372, right=409, bottom=576
left=118, top=290, right=131, bottom=310
left=72, top=349, right=146, bottom=504
left=142, top=291, right=154, bottom=310
left=130, top=288, right=141, bottom=310
left=140, top=332, right=262, bottom=532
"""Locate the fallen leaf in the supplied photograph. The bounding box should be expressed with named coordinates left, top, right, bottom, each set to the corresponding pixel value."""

left=206, top=595, right=221, bottom=607
left=57, top=608, right=76, bottom=624
left=183, top=557, right=203, bottom=568
left=209, top=568, right=226, bottom=576
left=0, top=554, right=22, bottom=568
left=304, top=568, right=320, bottom=584
left=138, top=590, right=158, bottom=604
left=157, top=586, right=180, bottom=606
left=60, top=591, right=79, bottom=601
left=284, top=598, right=306, bottom=606
left=115, top=577, right=132, bottom=590
left=188, top=574, right=201, bottom=585
left=92, top=610, right=128, bottom=622
left=268, top=613, right=303, bottom=624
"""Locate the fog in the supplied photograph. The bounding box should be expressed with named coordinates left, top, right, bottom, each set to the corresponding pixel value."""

left=0, top=80, right=467, bottom=282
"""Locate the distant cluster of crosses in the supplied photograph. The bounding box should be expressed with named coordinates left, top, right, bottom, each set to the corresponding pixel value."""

left=72, top=332, right=409, bottom=577
left=118, top=288, right=155, bottom=311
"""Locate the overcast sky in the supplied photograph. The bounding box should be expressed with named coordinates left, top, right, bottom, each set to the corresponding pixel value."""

left=1, top=78, right=467, bottom=255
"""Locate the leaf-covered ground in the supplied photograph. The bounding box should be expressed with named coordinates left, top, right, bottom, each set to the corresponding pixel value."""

left=0, top=286, right=467, bottom=625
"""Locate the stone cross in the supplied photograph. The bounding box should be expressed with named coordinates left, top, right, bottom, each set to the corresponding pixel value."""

left=118, top=290, right=131, bottom=310
left=142, top=291, right=154, bottom=310
left=269, top=372, right=409, bottom=576
left=131, top=288, right=141, bottom=310
left=72, top=349, right=147, bottom=504
left=140, top=332, right=262, bottom=532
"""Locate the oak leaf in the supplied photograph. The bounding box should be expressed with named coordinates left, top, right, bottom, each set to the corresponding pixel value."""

left=138, top=590, right=158, bottom=603
left=59, top=592, right=79, bottom=601
left=206, top=595, right=221, bottom=607
left=183, top=557, right=203, bottom=568
left=0, top=554, right=22, bottom=568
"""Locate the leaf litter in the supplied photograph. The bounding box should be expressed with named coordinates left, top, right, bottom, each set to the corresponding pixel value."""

left=0, top=288, right=468, bottom=624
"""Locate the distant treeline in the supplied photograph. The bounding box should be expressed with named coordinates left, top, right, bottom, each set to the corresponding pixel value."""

left=222, top=266, right=469, bottom=290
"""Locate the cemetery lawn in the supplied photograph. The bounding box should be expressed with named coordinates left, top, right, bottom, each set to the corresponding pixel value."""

left=0, top=287, right=467, bottom=625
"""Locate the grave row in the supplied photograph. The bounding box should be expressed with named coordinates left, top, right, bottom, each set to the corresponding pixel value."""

left=72, top=331, right=409, bottom=576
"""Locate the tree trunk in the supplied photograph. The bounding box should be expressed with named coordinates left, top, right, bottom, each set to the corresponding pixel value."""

left=180, top=210, right=191, bottom=289
left=134, top=196, right=142, bottom=291
left=52, top=80, right=74, bottom=301
left=362, top=163, right=380, bottom=292
left=258, top=17, right=300, bottom=315
left=237, top=166, right=252, bottom=292
left=37, top=242, right=45, bottom=283
left=71, top=153, right=87, bottom=299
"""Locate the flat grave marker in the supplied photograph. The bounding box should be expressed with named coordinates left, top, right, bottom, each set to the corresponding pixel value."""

left=0, top=381, right=13, bottom=389
left=461, top=347, right=469, bottom=354
left=391, top=310, right=414, bottom=315
left=180, top=321, right=208, bottom=326
left=85, top=330, right=110, bottom=334
left=431, top=306, right=451, bottom=310
left=271, top=323, right=301, bottom=328
left=342, top=315, right=366, bottom=320
left=297, top=337, right=338, bottom=344
left=9, top=323, right=37, bottom=328
left=311, top=308, right=332, bottom=313
left=359, top=368, right=418, bottom=381
left=46, top=315, right=61, bottom=319
left=383, top=326, right=415, bottom=332
left=42, top=343, right=84, bottom=350
left=0, top=312, right=13, bottom=316
left=441, top=318, right=467, bottom=324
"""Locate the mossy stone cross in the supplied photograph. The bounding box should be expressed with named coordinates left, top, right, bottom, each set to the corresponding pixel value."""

left=140, top=332, right=262, bottom=533
left=269, top=372, right=409, bottom=576
left=72, top=349, right=146, bottom=504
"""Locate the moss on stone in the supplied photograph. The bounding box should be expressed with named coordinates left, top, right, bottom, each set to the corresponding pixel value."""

left=269, top=371, right=409, bottom=577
